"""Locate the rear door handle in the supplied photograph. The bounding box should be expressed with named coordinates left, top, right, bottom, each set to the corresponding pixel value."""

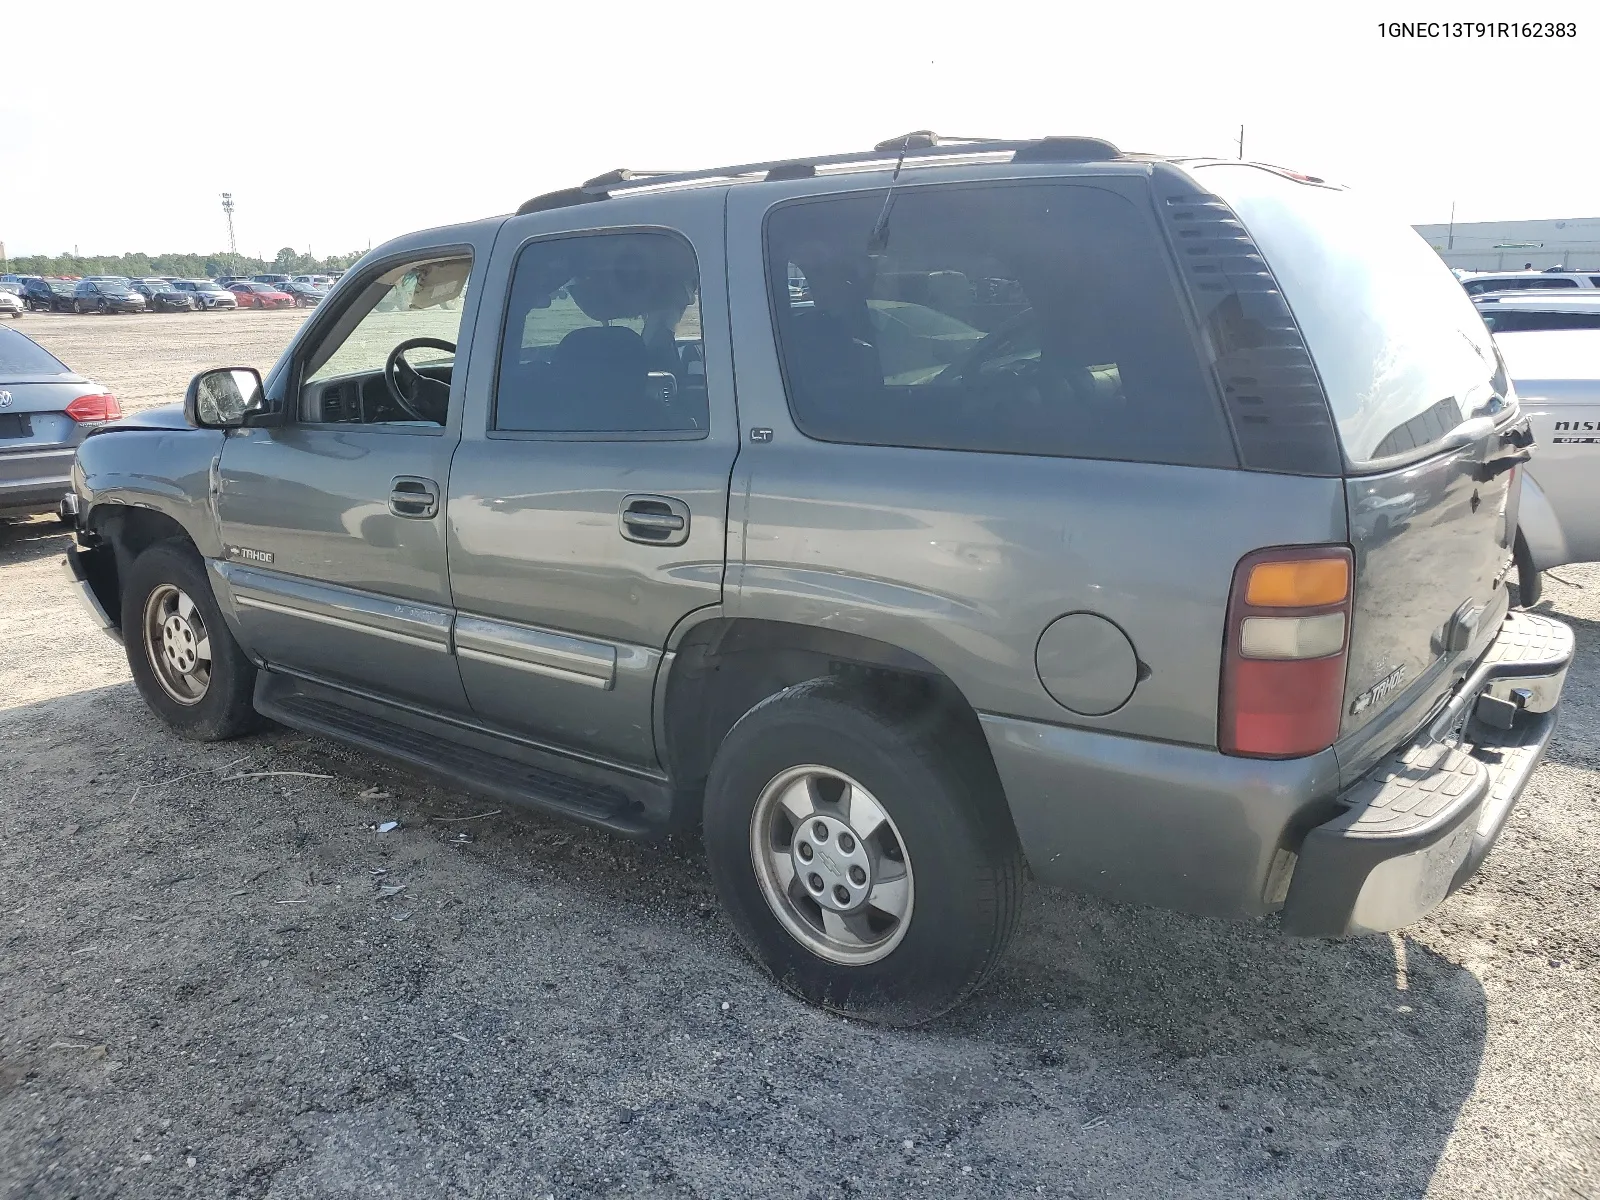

left=620, top=494, right=690, bottom=546
left=389, top=475, right=439, bottom=519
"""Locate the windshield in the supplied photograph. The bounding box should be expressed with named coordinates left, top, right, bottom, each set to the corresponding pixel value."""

left=1197, top=164, right=1507, bottom=468
left=0, top=283, right=20, bottom=295
left=191, top=280, right=225, bottom=291
left=0, top=327, right=70, bottom=375
left=100, top=283, right=133, bottom=294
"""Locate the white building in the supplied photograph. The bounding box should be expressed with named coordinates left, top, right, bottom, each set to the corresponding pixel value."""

left=1413, top=217, right=1600, bottom=272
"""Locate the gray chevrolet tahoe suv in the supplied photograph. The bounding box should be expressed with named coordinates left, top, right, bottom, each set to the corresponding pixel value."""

left=63, top=133, right=1573, bottom=1024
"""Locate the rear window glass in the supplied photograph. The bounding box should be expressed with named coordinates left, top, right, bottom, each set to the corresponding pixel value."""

left=0, top=327, right=70, bottom=375
left=1481, top=310, right=1600, bottom=333
left=1200, top=166, right=1505, bottom=467
left=764, top=182, right=1234, bottom=467
left=494, top=231, right=706, bottom=435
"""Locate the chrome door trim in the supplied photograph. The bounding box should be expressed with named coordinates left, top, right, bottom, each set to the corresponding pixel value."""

left=217, top=562, right=454, bottom=652
left=454, top=614, right=617, bottom=690
left=234, top=594, right=447, bottom=652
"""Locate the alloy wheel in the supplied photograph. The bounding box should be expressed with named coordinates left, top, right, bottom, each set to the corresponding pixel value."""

left=749, top=765, right=915, bottom=965
left=141, top=584, right=213, bottom=705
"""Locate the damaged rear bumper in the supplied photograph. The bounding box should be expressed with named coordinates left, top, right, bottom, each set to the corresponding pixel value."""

left=1281, top=611, right=1572, bottom=937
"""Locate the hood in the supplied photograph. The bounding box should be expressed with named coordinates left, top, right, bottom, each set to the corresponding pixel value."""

left=86, top=403, right=191, bottom=434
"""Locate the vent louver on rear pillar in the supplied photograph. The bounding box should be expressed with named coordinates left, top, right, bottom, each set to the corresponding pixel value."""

left=1156, top=175, right=1342, bottom=477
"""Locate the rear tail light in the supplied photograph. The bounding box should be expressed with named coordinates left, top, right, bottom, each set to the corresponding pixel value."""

left=64, top=393, right=123, bottom=423
left=1221, top=545, right=1354, bottom=758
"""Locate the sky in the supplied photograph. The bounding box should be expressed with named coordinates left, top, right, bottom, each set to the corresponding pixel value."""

left=2, top=0, right=1595, bottom=259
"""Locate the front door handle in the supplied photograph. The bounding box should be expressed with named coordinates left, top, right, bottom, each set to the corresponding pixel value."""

left=620, top=494, right=690, bottom=546
left=389, top=476, right=439, bottom=519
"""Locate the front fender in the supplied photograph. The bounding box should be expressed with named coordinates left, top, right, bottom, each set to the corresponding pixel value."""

left=76, top=426, right=227, bottom=558
left=1517, top=472, right=1570, bottom=573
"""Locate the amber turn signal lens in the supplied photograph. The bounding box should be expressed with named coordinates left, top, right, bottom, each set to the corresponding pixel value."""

left=1244, top=559, right=1350, bottom=608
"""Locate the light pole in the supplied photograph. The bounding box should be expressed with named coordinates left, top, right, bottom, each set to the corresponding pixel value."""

left=220, top=193, right=237, bottom=255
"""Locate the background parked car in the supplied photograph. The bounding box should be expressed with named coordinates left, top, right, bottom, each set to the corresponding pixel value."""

left=172, top=279, right=239, bottom=310
left=1474, top=292, right=1600, bottom=333
left=0, top=283, right=24, bottom=320
left=281, top=280, right=328, bottom=308
left=250, top=273, right=293, bottom=290
left=0, top=323, right=121, bottom=518
left=22, top=279, right=78, bottom=312
left=128, top=278, right=198, bottom=312
left=72, top=280, right=145, bottom=314
left=1461, top=270, right=1600, bottom=296
left=228, top=282, right=293, bottom=309
left=289, top=274, right=333, bottom=288
left=1494, top=328, right=1600, bottom=603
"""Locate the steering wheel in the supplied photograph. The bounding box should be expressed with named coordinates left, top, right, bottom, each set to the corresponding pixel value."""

left=384, top=337, right=456, bottom=423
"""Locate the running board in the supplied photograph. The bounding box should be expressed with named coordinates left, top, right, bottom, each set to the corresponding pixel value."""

left=254, top=671, right=670, bottom=836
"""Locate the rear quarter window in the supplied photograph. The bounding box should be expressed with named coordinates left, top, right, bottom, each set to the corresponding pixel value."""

left=1199, top=165, right=1505, bottom=468
left=764, top=181, right=1236, bottom=468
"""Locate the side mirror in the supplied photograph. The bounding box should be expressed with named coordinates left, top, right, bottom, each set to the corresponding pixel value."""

left=184, top=367, right=264, bottom=429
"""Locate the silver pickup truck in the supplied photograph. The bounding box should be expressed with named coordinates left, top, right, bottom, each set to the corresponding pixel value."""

left=1493, top=328, right=1600, bottom=603
left=61, top=134, right=1573, bottom=1024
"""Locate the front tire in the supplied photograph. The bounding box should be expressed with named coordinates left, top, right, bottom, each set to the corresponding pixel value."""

left=122, top=541, right=261, bottom=740
left=703, top=677, right=1023, bottom=1026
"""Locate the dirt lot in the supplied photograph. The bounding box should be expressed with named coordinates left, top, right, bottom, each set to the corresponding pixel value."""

left=21, top=309, right=313, bottom=414
left=2, top=314, right=1598, bottom=1199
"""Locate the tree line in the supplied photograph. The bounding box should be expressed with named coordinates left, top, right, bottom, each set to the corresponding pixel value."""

left=3, top=246, right=368, bottom=279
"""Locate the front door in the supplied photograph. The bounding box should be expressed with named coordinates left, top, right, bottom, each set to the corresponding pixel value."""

left=448, top=195, right=739, bottom=769
left=215, top=244, right=486, bottom=710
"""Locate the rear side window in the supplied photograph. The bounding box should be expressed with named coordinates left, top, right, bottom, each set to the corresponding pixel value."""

left=0, top=327, right=70, bottom=374
left=1200, top=165, right=1506, bottom=468
left=494, top=231, right=706, bottom=435
left=764, top=182, right=1235, bottom=467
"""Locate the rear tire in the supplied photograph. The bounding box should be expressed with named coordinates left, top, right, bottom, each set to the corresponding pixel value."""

left=703, top=677, right=1023, bottom=1026
left=122, top=541, right=261, bottom=741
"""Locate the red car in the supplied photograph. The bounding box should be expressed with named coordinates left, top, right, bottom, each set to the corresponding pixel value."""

left=228, top=282, right=294, bottom=309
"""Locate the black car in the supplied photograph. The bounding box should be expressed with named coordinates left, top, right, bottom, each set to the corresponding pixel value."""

left=282, top=280, right=328, bottom=307
left=129, top=278, right=197, bottom=312
left=72, top=280, right=146, bottom=314
left=22, top=278, right=77, bottom=312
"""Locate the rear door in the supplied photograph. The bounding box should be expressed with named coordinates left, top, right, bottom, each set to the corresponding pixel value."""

left=447, top=190, right=738, bottom=770
left=1199, top=165, right=1526, bottom=766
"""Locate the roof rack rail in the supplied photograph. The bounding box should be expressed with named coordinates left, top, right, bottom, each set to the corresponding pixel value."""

left=513, top=134, right=1125, bottom=215
left=1012, top=136, right=1121, bottom=163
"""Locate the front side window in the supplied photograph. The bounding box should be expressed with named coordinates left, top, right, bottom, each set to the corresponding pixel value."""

left=764, top=182, right=1233, bottom=466
left=300, top=254, right=472, bottom=426
left=493, top=231, right=705, bottom=434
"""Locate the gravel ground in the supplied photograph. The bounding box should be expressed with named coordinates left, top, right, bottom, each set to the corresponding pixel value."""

left=1, top=317, right=1598, bottom=1199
